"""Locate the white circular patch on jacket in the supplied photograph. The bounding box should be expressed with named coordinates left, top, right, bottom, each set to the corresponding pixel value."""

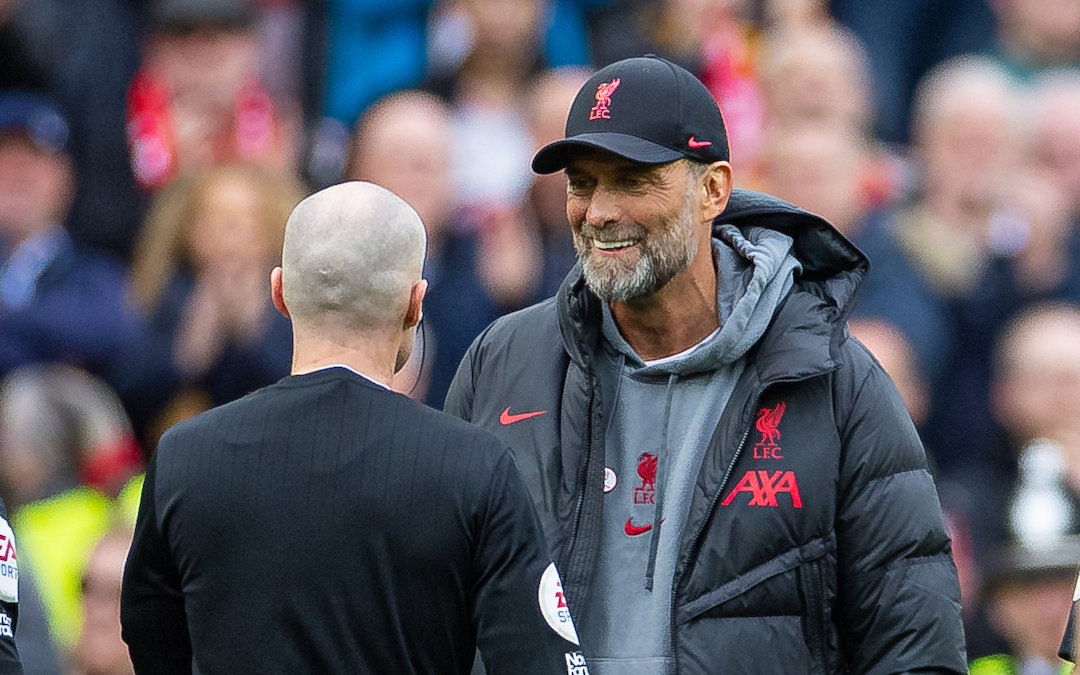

left=538, top=563, right=579, bottom=645
left=603, top=467, right=617, bottom=493
left=1073, top=571, right=1080, bottom=602
left=0, top=518, right=17, bottom=603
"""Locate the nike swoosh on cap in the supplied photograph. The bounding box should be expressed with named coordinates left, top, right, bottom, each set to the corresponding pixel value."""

left=688, top=136, right=712, bottom=148
left=500, top=407, right=548, bottom=425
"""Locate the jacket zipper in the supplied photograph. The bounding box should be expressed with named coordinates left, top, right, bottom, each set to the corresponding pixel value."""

left=562, top=369, right=596, bottom=582
left=669, top=369, right=838, bottom=662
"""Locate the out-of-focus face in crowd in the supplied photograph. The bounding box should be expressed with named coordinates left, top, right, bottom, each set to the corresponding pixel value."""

left=0, top=132, right=72, bottom=247
left=758, top=24, right=871, bottom=134
left=755, top=126, right=867, bottom=237
left=912, top=58, right=1020, bottom=221
left=349, top=92, right=454, bottom=240
left=71, top=531, right=135, bottom=675
left=992, top=304, right=1080, bottom=445
left=987, top=570, right=1075, bottom=668
left=527, top=69, right=590, bottom=232
left=185, top=168, right=272, bottom=273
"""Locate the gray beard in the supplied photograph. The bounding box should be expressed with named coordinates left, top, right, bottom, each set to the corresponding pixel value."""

left=576, top=189, right=700, bottom=303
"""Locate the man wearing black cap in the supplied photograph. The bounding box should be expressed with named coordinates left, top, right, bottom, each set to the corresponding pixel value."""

left=445, top=56, right=966, bottom=674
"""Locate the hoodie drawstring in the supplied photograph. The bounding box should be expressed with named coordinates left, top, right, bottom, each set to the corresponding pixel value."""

left=645, top=372, right=677, bottom=591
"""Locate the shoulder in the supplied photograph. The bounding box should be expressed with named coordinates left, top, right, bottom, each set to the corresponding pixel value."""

left=460, top=295, right=566, bottom=382
left=474, top=296, right=560, bottom=353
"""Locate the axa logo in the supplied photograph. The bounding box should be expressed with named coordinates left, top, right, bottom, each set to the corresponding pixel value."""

left=721, top=470, right=803, bottom=508
left=753, top=402, right=786, bottom=459
left=633, top=452, right=657, bottom=505
left=589, top=78, right=620, bottom=120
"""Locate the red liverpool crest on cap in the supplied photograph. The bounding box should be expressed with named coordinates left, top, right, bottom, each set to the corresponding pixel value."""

left=589, top=78, right=621, bottom=120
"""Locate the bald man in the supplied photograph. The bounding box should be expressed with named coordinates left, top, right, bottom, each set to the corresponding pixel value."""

left=120, top=182, right=585, bottom=675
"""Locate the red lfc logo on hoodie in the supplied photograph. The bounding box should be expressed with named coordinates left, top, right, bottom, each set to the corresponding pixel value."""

left=633, top=453, right=657, bottom=505
left=589, top=78, right=621, bottom=120
left=753, top=402, right=786, bottom=459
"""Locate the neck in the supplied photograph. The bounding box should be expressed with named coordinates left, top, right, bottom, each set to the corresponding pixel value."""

left=290, top=331, right=398, bottom=388
left=609, top=243, right=719, bottom=361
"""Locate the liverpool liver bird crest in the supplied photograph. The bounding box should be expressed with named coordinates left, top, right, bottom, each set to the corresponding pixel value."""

left=755, top=402, right=786, bottom=446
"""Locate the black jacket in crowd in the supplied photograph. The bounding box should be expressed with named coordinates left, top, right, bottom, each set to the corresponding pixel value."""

left=445, top=190, right=967, bottom=674
left=121, top=367, right=584, bottom=675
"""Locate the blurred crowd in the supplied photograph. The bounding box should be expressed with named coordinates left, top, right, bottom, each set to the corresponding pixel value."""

left=2, top=0, right=1080, bottom=672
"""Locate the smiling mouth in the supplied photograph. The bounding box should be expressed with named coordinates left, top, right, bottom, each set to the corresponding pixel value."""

left=593, top=239, right=637, bottom=251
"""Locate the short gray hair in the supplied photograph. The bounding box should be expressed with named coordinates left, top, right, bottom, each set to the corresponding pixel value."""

left=281, top=181, right=426, bottom=333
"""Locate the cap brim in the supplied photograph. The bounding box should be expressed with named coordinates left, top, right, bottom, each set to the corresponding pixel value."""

left=532, top=133, right=685, bottom=174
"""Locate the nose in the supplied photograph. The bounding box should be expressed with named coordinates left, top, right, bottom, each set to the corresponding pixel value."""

left=583, top=185, right=620, bottom=229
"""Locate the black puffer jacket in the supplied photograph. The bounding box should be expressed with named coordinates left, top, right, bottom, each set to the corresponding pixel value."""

left=445, top=190, right=966, bottom=674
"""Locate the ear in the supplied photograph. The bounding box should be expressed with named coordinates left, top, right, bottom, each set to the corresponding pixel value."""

left=404, top=279, right=428, bottom=330
left=270, top=267, right=290, bottom=319
left=699, top=161, right=733, bottom=222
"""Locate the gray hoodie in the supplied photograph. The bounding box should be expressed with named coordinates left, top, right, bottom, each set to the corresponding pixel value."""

left=576, top=225, right=801, bottom=674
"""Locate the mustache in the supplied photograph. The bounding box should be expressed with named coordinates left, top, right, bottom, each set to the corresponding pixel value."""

left=575, top=223, right=648, bottom=243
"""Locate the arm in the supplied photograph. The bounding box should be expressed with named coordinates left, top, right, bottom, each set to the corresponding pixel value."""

left=472, top=452, right=586, bottom=675
left=120, top=453, right=192, bottom=675
left=0, top=503, right=22, bottom=675
left=834, top=347, right=966, bottom=675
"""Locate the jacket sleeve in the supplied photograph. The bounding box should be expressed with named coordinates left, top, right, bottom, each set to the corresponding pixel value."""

left=120, top=451, right=193, bottom=675
left=833, top=344, right=966, bottom=675
left=473, top=452, right=586, bottom=675
left=0, top=501, right=22, bottom=675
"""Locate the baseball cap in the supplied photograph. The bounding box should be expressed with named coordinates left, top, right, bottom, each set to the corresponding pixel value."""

left=0, top=92, right=70, bottom=154
left=531, top=55, right=729, bottom=175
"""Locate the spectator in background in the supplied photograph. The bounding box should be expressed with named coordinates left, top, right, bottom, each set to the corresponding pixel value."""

left=123, top=163, right=302, bottom=445
left=1032, top=73, right=1080, bottom=221
left=70, top=530, right=134, bottom=675
left=425, top=0, right=549, bottom=211
left=0, top=0, right=144, bottom=259
left=828, top=0, right=995, bottom=145
left=347, top=91, right=522, bottom=407
left=989, top=0, right=1080, bottom=81
left=127, top=0, right=297, bottom=192
left=0, top=92, right=144, bottom=389
left=0, top=364, right=142, bottom=658
left=944, top=303, right=1080, bottom=659
left=755, top=125, right=871, bottom=241
left=523, top=67, right=590, bottom=299
left=854, top=57, right=1025, bottom=476
left=757, top=22, right=872, bottom=136
left=970, top=538, right=1080, bottom=675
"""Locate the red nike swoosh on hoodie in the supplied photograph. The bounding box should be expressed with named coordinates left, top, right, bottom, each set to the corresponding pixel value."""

left=624, top=518, right=664, bottom=536
left=499, top=407, right=548, bottom=425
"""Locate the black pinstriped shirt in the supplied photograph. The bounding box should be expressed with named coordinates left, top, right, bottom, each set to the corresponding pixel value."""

left=121, top=367, right=581, bottom=675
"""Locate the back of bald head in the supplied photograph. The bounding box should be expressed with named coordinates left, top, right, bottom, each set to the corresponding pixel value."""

left=281, top=182, right=426, bottom=335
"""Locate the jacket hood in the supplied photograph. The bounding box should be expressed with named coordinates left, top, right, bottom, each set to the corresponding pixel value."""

left=555, top=189, right=869, bottom=370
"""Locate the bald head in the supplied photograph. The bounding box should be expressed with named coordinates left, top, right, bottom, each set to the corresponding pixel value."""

left=281, top=182, right=426, bottom=336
